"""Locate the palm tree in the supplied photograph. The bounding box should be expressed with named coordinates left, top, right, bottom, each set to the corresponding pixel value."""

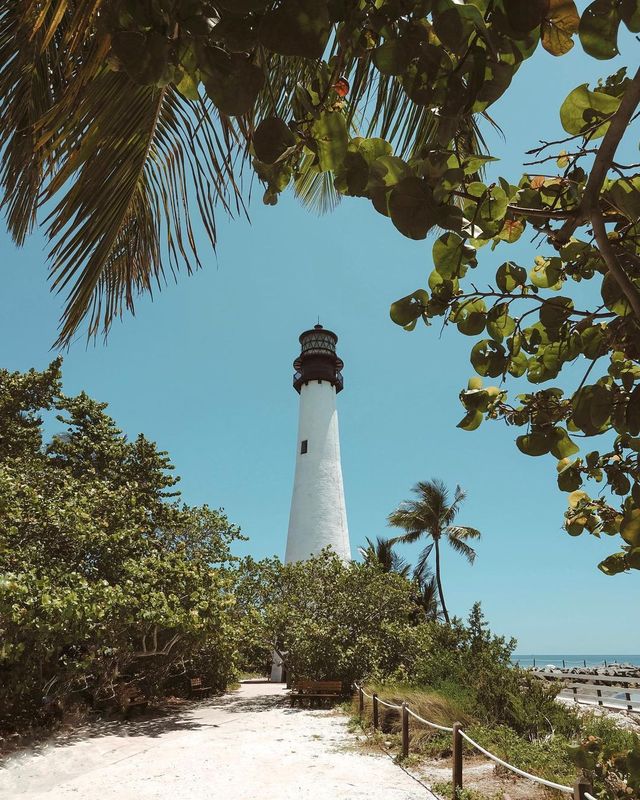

left=414, top=572, right=441, bottom=623
left=0, top=3, right=487, bottom=347
left=358, top=536, right=411, bottom=578
left=388, top=479, right=480, bottom=624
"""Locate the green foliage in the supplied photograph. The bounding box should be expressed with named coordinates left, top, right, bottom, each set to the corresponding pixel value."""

left=569, top=716, right=640, bottom=799
left=468, top=722, right=577, bottom=785
left=0, top=362, right=242, bottom=729
left=234, top=550, right=420, bottom=685
left=2, top=2, right=640, bottom=573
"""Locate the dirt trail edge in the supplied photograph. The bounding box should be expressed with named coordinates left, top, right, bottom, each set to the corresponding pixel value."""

left=0, top=681, right=430, bottom=799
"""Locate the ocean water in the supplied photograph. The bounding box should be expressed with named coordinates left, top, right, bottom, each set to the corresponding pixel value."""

left=513, top=654, right=640, bottom=668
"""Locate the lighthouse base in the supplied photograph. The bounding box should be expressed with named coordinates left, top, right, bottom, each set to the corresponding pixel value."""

left=270, top=650, right=287, bottom=683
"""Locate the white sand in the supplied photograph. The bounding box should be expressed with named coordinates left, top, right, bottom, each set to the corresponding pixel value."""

left=0, top=682, right=430, bottom=799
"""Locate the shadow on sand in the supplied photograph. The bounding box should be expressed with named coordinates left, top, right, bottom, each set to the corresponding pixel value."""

left=4, top=684, right=300, bottom=760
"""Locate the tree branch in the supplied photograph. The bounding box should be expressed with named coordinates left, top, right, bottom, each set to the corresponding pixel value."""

left=592, top=210, right=640, bottom=321
left=554, top=66, right=640, bottom=246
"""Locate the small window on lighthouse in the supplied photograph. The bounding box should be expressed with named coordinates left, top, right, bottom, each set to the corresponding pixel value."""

left=300, top=440, right=308, bottom=454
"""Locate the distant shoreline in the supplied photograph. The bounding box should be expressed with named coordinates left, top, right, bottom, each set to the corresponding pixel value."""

left=513, top=654, right=640, bottom=668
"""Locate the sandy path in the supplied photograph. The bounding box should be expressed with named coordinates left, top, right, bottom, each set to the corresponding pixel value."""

left=0, top=681, right=430, bottom=800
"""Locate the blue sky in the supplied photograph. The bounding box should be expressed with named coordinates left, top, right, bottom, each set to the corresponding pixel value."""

left=1, top=22, right=638, bottom=654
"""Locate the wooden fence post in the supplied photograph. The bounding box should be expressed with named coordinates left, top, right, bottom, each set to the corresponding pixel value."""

left=401, top=703, right=409, bottom=759
left=372, top=692, right=379, bottom=730
left=358, top=687, right=364, bottom=717
left=596, top=688, right=603, bottom=706
left=452, top=722, right=463, bottom=796
left=573, top=777, right=591, bottom=800
left=625, top=691, right=632, bottom=712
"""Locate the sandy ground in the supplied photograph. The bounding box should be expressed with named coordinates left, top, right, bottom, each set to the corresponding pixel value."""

left=0, top=681, right=432, bottom=800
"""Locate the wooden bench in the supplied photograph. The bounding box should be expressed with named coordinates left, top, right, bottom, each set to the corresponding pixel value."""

left=289, top=680, right=344, bottom=707
left=189, top=676, right=212, bottom=698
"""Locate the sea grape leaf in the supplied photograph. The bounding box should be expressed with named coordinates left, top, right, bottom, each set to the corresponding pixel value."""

left=253, top=117, right=296, bottom=164
left=516, top=432, right=551, bottom=456
left=541, top=0, right=580, bottom=55
left=311, top=111, right=348, bottom=172
left=259, top=0, right=331, bottom=59
left=390, top=290, right=429, bottom=327
left=579, top=0, right=620, bottom=59
left=560, top=84, right=621, bottom=138
left=496, top=262, right=527, bottom=292
left=388, top=178, right=437, bottom=240
left=433, top=232, right=476, bottom=279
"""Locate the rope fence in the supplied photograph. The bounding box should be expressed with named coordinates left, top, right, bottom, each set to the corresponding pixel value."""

left=353, top=682, right=595, bottom=800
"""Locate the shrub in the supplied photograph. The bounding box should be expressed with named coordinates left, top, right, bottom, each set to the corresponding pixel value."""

left=0, top=363, right=241, bottom=731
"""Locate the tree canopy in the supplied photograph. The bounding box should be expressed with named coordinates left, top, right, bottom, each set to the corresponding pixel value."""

left=0, top=361, right=242, bottom=726
left=1, top=1, right=640, bottom=572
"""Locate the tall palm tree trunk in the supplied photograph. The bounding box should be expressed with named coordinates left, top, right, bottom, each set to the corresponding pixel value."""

left=434, top=537, right=450, bottom=624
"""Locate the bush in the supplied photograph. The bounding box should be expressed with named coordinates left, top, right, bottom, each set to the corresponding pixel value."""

left=234, top=551, right=420, bottom=686
left=0, top=362, right=242, bottom=731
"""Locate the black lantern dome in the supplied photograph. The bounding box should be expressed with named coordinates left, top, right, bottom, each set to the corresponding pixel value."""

left=293, top=324, right=344, bottom=393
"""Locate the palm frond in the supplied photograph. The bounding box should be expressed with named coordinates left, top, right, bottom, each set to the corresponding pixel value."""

left=448, top=525, right=481, bottom=541
left=0, top=5, right=492, bottom=344
left=446, top=534, right=478, bottom=565
left=39, top=71, right=243, bottom=346
left=293, top=153, right=340, bottom=214
left=358, top=535, right=410, bottom=577
left=0, top=1, right=69, bottom=243
left=413, top=543, right=434, bottom=584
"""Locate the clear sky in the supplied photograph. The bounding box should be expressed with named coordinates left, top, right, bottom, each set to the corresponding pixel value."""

left=1, top=21, right=638, bottom=654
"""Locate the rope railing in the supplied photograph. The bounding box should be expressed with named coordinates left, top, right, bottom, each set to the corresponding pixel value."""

left=376, top=697, right=403, bottom=710
left=458, top=730, right=573, bottom=793
left=406, top=707, right=454, bottom=733
left=353, top=682, right=595, bottom=800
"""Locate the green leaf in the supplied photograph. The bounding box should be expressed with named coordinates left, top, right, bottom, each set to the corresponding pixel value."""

left=627, top=385, right=640, bottom=435
left=203, top=52, right=265, bottom=116
left=559, top=83, right=621, bottom=138
left=372, top=39, right=412, bottom=75
left=621, top=0, right=640, bottom=31
left=388, top=178, right=437, bottom=240
left=516, top=432, right=551, bottom=456
left=550, top=427, right=579, bottom=459
left=580, top=326, right=608, bottom=359
left=604, top=176, right=640, bottom=221
left=505, top=0, right=547, bottom=32
left=496, top=262, right=527, bottom=292
left=598, top=552, right=628, bottom=575
left=311, top=111, right=348, bottom=172
left=259, top=0, right=331, bottom=59
left=390, top=290, right=428, bottom=327
left=539, top=296, right=574, bottom=332
left=452, top=299, right=486, bottom=335
left=486, top=303, right=515, bottom=342
left=470, top=339, right=507, bottom=378
left=508, top=350, right=529, bottom=377
left=369, top=156, right=412, bottom=188
left=253, top=117, right=296, bottom=164
left=579, top=0, right=620, bottom=59
left=457, top=409, right=483, bottom=431
left=621, top=508, right=640, bottom=546
left=530, top=256, right=563, bottom=289
left=433, top=233, right=475, bottom=279
left=601, top=272, right=635, bottom=316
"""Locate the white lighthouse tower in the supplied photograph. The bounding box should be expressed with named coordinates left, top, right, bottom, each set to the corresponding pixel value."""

left=284, top=324, right=351, bottom=563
